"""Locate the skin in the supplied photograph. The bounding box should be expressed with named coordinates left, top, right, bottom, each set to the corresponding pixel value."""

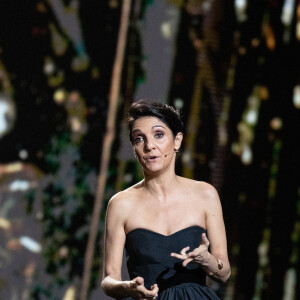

left=101, top=116, right=231, bottom=299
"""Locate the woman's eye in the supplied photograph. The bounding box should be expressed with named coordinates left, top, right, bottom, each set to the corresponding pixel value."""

left=133, top=136, right=143, bottom=143
left=155, top=132, right=164, bottom=138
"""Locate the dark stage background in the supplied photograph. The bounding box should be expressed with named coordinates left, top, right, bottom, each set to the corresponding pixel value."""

left=0, top=0, right=299, bottom=299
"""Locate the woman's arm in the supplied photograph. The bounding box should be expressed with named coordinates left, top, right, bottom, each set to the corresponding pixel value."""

left=203, top=184, right=231, bottom=283
left=101, top=194, right=130, bottom=298
left=101, top=193, right=159, bottom=299
left=171, top=183, right=231, bottom=283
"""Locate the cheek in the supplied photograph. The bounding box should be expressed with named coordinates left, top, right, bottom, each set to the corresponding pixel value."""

left=133, top=147, right=143, bottom=160
left=133, top=147, right=139, bottom=157
left=155, top=136, right=169, bottom=146
left=157, top=136, right=173, bottom=149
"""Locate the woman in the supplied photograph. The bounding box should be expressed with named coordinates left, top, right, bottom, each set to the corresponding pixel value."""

left=101, top=100, right=231, bottom=299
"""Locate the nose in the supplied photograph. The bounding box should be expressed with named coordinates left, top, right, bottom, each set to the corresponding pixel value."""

left=144, top=136, right=156, bottom=152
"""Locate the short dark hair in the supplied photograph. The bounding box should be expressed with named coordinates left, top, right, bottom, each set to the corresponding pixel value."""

left=128, top=99, right=183, bottom=142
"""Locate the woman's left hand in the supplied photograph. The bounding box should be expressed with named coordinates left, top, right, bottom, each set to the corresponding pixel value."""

left=170, top=233, right=210, bottom=267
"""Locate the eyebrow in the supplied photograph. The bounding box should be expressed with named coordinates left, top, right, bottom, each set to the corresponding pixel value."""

left=131, top=129, right=141, bottom=135
left=152, top=125, right=165, bottom=129
left=132, top=125, right=165, bottom=135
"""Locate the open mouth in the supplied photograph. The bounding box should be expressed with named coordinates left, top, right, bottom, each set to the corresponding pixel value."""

left=146, top=155, right=159, bottom=161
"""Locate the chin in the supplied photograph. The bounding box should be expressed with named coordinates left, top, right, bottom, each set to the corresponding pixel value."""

left=143, top=165, right=165, bottom=175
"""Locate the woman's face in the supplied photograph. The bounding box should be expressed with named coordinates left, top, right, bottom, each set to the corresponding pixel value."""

left=131, top=116, right=182, bottom=174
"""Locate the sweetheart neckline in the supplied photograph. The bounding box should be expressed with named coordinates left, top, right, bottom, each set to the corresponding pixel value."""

left=126, top=225, right=206, bottom=238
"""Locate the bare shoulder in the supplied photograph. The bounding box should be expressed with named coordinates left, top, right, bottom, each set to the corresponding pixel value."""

left=196, top=181, right=219, bottom=199
left=179, top=177, right=220, bottom=204
left=179, top=177, right=217, bottom=193
left=107, top=181, right=143, bottom=215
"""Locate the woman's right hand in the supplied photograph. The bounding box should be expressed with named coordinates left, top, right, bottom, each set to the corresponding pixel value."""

left=128, top=276, right=159, bottom=299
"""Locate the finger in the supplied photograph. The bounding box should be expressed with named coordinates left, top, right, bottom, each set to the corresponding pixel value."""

left=180, top=246, right=190, bottom=255
left=141, top=283, right=159, bottom=294
left=187, top=252, right=198, bottom=259
left=182, top=258, right=193, bottom=267
left=135, top=288, right=157, bottom=299
left=143, top=287, right=158, bottom=298
left=134, top=276, right=144, bottom=286
left=187, top=248, right=201, bottom=258
left=150, top=284, right=157, bottom=292
left=201, top=233, right=210, bottom=247
left=148, top=286, right=159, bottom=298
left=170, top=252, right=187, bottom=260
left=152, top=284, right=159, bottom=293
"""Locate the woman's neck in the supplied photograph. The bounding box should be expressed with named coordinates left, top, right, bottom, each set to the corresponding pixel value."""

left=142, top=169, right=179, bottom=201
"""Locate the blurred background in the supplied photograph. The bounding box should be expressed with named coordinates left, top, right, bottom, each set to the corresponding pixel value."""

left=0, top=0, right=300, bottom=299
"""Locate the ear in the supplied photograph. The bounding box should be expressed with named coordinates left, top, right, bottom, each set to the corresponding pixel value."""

left=174, top=132, right=183, bottom=151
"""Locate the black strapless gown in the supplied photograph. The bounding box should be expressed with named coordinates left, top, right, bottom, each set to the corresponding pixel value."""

left=123, top=225, right=220, bottom=299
